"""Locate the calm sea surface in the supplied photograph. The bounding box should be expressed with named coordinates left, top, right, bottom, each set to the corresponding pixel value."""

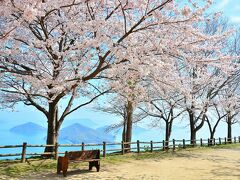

left=1, top=118, right=240, bottom=160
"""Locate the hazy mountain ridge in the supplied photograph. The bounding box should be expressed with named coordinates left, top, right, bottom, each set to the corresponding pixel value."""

left=9, top=121, right=170, bottom=143
left=10, top=122, right=115, bottom=143
left=10, top=122, right=46, bottom=135
left=59, top=123, right=115, bottom=143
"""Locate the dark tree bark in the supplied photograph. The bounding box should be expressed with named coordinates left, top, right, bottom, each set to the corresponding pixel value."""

left=44, top=102, right=58, bottom=155
left=165, top=120, right=170, bottom=147
left=227, top=114, right=232, bottom=143
left=125, top=101, right=133, bottom=152
left=122, top=116, right=127, bottom=142
left=205, top=107, right=226, bottom=146
left=187, top=108, right=206, bottom=145
left=188, top=109, right=196, bottom=144
left=164, top=117, right=173, bottom=148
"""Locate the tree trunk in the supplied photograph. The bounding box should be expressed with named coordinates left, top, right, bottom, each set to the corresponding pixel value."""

left=122, top=118, right=127, bottom=142
left=165, top=121, right=170, bottom=148
left=227, top=116, right=232, bottom=143
left=206, top=117, right=214, bottom=145
left=125, top=101, right=133, bottom=152
left=210, top=132, right=214, bottom=145
left=168, top=118, right=173, bottom=141
left=45, top=120, right=56, bottom=153
left=190, top=129, right=196, bottom=145
left=188, top=110, right=196, bottom=145
left=44, top=103, right=58, bottom=156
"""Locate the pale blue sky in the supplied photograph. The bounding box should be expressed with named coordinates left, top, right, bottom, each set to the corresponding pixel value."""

left=213, top=0, right=240, bottom=23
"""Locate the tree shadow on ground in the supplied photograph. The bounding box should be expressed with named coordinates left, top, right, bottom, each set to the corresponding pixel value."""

left=175, top=153, right=199, bottom=158
left=210, top=166, right=240, bottom=178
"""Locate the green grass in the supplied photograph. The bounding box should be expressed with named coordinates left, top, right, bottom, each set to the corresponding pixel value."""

left=210, top=142, right=240, bottom=149
left=0, top=143, right=240, bottom=178
left=0, top=159, right=56, bottom=177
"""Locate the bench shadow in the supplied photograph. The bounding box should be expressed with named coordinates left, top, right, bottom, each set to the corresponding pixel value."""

left=65, top=169, right=97, bottom=176
left=55, top=168, right=100, bottom=178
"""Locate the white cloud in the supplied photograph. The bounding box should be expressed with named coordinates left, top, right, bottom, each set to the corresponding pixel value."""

left=216, top=0, right=230, bottom=9
left=230, top=16, right=240, bottom=23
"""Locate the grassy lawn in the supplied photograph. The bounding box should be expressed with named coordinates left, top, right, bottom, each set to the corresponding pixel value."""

left=0, top=143, right=240, bottom=178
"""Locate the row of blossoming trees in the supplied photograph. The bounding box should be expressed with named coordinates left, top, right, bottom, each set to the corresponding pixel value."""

left=0, top=0, right=240, bottom=154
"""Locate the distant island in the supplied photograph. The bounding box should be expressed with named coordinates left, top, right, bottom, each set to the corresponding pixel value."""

left=10, top=122, right=46, bottom=135
left=59, top=123, right=115, bottom=143
left=8, top=121, right=163, bottom=144
left=10, top=122, right=115, bottom=143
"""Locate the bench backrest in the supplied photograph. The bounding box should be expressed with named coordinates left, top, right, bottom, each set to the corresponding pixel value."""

left=65, top=150, right=100, bottom=161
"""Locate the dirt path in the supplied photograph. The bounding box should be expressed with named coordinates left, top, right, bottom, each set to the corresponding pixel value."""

left=3, top=148, right=240, bottom=180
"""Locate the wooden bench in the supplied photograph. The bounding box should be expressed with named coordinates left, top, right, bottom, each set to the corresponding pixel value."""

left=57, top=150, right=100, bottom=177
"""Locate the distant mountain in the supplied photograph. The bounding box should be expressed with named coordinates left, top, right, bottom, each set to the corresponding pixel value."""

left=10, top=122, right=46, bottom=135
left=59, top=123, right=115, bottom=144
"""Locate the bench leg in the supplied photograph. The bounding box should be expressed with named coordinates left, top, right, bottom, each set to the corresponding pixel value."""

left=61, top=157, right=69, bottom=177
left=63, top=170, right=67, bottom=177
left=89, top=161, right=100, bottom=172
left=89, top=162, right=93, bottom=171
left=97, top=161, right=100, bottom=172
left=57, top=157, right=62, bottom=174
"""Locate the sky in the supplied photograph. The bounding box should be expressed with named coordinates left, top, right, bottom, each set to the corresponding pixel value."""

left=212, top=0, right=240, bottom=24
left=1, top=0, right=240, bottom=137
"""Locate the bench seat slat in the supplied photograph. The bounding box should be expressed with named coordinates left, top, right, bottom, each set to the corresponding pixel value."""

left=67, top=150, right=100, bottom=160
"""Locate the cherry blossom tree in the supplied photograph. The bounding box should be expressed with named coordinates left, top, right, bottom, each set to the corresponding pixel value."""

left=104, top=59, right=149, bottom=151
left=205, top=97, right=240, bottom=145
left=204, top=19, right=240, bottom=143
left=205, top=101, right=227, bottom=143
left=210, top=81, right=240, bottom=142
left=169, top=15, right=237, bottom=144
left=108, top=9, right=237, bottom=146
left=221, top=27, right=240, bottom=141
left=174, top=51, right=235, bottom=144
left=0, top=0, right=182, bottom=153
left=138, top=75, right=185, bottom=147
left=0, top=0, right=236, bottom=154
left=95, top=94, right=147, bottom=152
